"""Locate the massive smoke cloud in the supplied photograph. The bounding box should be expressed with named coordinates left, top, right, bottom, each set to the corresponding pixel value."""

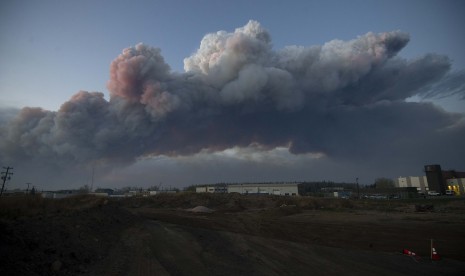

left=1, top=20, right=464, bottom=187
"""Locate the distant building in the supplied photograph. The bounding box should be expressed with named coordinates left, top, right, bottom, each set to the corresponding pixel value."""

left=424, top=164, right=465, bottom=194
left=446, top=178, right=465, bottom=195
left=333, top=191, right=351, bottom=198
left=227, top=183, right=299, bottom=196
left=396, top=165, right=465, bottom=195
left=41, top=190, right=78, bottom=199
left=195, top=186, right=227, bottom=193
left=424, top=165, right=445, bottom=194
left=195, top=183, right=299, bottom=196
left=196, top=187, right=207, bottom=193
left=208, top=186, right=227, bottom=193
left=396, top=176, right=429, bottom=193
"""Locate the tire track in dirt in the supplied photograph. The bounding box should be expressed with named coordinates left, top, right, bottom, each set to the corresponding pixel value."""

left=86, top=223, right=170, bottom=276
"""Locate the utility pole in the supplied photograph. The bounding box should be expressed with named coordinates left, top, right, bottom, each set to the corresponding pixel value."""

left=356, top=177, right=360, bottom=199
left=90, top=166, right=95, bottom=193
left=26, top=182, right=31, bottom=194
left=1, top=167, right=14, bottom=197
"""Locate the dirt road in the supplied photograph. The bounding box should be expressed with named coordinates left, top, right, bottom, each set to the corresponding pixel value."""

left=86, top=214, right=465, bottom=276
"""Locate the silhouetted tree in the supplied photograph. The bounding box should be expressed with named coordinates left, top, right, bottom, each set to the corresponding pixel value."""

left=374, top=178, right=395, bottom=189
left=78, top=185, right=90, bottom=194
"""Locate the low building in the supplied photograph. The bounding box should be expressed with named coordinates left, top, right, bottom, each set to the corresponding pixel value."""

left=41, top=190, right=79, bottom=199
left=397, top=174, right=464, bottom=196
left=196, top=186, right=227, bottom=193
left=424, top=164, right=465, bottom=194
left=446, top=178, right=465, bottom=195
left=333, top=191, right=351, bottom=198
left=227, top=183, right=299, bottom=196
left=196, top=187, right=207, bottom=193
left=208, top=186, right=227, bottom=193
left=396, top=176, right=429, bottom=193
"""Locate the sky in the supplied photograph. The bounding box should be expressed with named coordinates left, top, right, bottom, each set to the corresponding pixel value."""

left=1, top=0, right=464, bottom=191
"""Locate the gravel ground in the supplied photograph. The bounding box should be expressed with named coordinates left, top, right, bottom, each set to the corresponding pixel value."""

left=1, top=194, right=464, bottom=275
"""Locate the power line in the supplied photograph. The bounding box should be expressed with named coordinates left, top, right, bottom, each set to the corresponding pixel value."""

left=1, top=166, right=14, bottom=197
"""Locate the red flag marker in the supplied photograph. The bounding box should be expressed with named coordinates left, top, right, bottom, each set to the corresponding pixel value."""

left=431, top=239, right=441, bottom=261
left=403, top=249, right=417, bottom=256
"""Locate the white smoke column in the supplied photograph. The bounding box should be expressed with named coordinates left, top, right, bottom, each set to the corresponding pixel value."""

left=183, top=20, right=302, bottom=110
left=184, top=20, right=272, bottom=87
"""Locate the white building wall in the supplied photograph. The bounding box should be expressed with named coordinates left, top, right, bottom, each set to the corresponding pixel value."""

left=196, top=186, right=227, bottom=193
left=396, top=176, right=428, bottom=192
left=196, top=187, right=207, bottom=193
left=397, top=177, right=408, bottom=188
left=227, top=183, right=299, bottom=196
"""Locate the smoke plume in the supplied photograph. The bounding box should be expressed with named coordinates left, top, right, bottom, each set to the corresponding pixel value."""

left=1, top=20, right=464, bottom=187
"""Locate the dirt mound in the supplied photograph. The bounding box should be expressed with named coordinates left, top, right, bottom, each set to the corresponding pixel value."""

left=188, top=206, right=214, bottom=213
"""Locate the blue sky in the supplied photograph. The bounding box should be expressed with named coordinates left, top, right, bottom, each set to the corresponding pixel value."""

left=1, top=0, right=464, bottom=190
left=2, top=0, right=464, bottom=112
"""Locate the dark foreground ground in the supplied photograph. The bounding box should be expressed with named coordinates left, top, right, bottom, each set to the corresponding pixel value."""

left=1, top=193, right=465, bottom=275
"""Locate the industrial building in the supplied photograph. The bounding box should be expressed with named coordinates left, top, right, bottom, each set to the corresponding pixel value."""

left=396, top=176, right=429, bottom=193
left=195, top=186, right=227, bottom=193
left=196, top=183, right=299, bottom=196
left=396, top=164, right=465, bottom=195
left=424, top=165, right=445, bottom=194
left=446, top=178, right=465, bottom=195
left=227, top=183, right=299, bottom=196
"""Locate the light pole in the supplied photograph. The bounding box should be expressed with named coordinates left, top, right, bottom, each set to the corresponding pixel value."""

left=356, top=177, right=360, bottom=199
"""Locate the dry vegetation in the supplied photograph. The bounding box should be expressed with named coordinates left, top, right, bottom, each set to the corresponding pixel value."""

left=0, top=195, right=108, bottom=218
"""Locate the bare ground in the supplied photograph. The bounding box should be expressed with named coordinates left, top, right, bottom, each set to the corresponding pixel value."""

left=1, top=194, right=464, bottom=275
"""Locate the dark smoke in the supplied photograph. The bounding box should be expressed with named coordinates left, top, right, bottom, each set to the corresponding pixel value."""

left=416, top=69, right=465, bottom=100
left=1, top=20, right=464, bottom=187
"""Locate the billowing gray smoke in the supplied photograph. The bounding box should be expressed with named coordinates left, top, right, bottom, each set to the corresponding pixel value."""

left=1, top=20, right=464, bottom=183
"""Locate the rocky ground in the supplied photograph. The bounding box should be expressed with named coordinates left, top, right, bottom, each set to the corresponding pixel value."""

left=1, top=194, right=464, bottom=275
